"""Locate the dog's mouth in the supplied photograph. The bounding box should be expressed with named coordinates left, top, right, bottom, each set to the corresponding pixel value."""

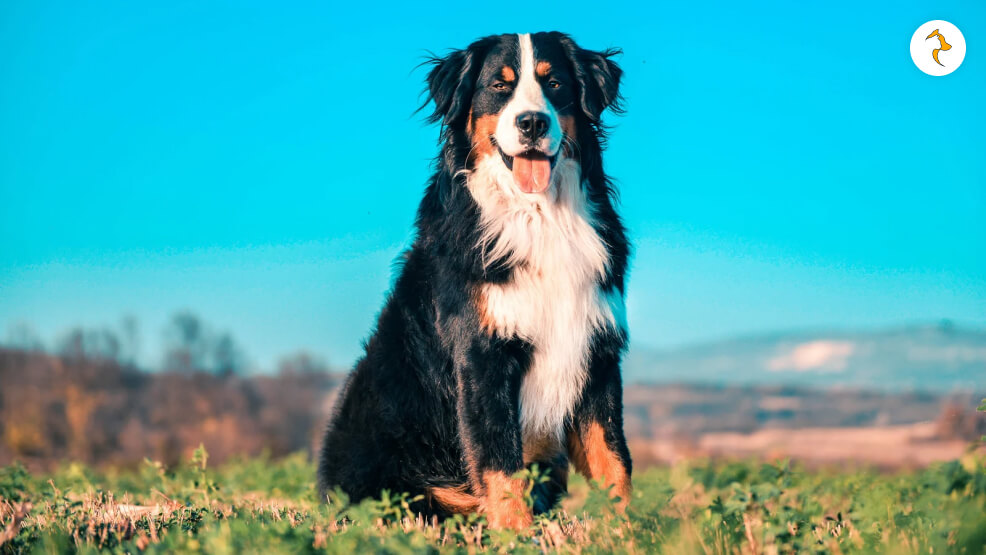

left=496, top=143, right=557, bottom=194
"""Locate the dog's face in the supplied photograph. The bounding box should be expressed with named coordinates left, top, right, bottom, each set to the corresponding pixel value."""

left=470, top=34, right=572, bottom=194
left=425, top=32, right=622, bottom=194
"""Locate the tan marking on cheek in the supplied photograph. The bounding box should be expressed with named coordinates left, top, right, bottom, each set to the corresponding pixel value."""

left=466, top=106, right=474, bottom=135
left=567, top=421, right=631, bottom=512
left=535, top=61, right=552, bottom=77
left=482, top=471, right=532, bottom=530
left=558, top=115, right=578, bottom=159
left=501, top=66, right=516, bottom=82
left=559, top=115, right=576, bottom=138
left=469, top=113, right=500, bottom=164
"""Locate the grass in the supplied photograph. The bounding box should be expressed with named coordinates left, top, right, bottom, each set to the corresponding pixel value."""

left=2, top=446, right=986, bottom=554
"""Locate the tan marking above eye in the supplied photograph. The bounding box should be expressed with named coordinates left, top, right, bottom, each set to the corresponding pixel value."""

left=535, top=61, right=552, bottom=77
left=501, top=66, right=516, bottom=82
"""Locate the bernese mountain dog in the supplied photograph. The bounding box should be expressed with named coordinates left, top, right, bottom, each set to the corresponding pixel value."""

left=317, top=31, right=630, bottom=529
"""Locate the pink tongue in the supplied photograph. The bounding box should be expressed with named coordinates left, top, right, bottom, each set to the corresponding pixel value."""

left=512, top=154, right=552, bottom=193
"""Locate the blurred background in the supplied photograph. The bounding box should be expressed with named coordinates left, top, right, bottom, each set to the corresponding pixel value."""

left=1, top=0, right=983, bottom=470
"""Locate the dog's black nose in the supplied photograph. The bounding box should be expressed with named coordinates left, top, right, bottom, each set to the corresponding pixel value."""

left=516, top=111, right=550, bottom=143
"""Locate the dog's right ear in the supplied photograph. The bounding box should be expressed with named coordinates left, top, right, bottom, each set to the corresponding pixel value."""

left=421, top=37, right=496, bottom=133
left=422, top=49, right=475, bottom=131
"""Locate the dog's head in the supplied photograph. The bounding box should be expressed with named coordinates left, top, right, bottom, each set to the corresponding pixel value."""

left=424, top=32, right=623, bottom=194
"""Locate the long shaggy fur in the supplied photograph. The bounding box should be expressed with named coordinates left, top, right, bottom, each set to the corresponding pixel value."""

left=318, top=31, right=632, bottom=523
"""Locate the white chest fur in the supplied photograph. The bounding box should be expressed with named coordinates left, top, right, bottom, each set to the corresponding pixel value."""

left=467, top=156, right=627, bottom=443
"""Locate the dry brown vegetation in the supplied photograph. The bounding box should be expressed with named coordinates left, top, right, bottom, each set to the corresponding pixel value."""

left=1, top=312, right=982, bottom=472
left=0, top=347, right=343, bottom=470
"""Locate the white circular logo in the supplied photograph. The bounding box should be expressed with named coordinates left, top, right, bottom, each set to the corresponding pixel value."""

left=911, top=20, right=966, bottom=76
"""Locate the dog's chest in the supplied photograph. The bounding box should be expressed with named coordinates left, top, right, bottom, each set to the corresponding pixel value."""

left=485, top=257, right=615, bottom=443
left=472, top=169, right=625, bottom=443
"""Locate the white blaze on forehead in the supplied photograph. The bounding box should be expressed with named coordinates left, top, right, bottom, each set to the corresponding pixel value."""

left=515, top=34, right=548, bottom=112
left=492, top=33, right=563, bottom=157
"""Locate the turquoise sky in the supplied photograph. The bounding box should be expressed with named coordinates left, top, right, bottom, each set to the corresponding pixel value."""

left=1, top=0, right=984, bottom=371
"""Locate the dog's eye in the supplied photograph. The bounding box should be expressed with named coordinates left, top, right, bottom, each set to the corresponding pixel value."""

left=548, top=80, right=562, bottom=89
left=491, top=82, right=510, bottom=92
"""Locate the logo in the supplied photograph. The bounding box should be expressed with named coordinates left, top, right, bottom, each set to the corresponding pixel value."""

left=911, top=20, right=966, bottom=76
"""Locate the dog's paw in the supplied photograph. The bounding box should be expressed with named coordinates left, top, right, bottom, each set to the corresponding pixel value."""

left=485, top=496, right=533, bottom=530
left=481, top=471, right=533, bottom=530
left=611, top=481, right=632, bottom=514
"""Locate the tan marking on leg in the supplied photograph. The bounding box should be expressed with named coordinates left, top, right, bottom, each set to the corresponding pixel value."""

left=427, top=484, right=481, bottom=514
left=482, top=470, right=532, bottom=530
left=567, top=421, right=631, bottom=511
left=535, top=61, right=552, bottom=77
left=501, top=66, right=516, bottom=82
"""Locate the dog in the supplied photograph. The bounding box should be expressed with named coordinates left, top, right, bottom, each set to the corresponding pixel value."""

left=317, top=31, right=631, bottom=529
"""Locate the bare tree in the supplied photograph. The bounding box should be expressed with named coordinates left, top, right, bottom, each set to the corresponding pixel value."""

left=162, top=311, right=208, bottom=373
left=162, top=311, right=245, bottom=376
left=277, top=351, right=330, bottom=376
left=211, top=332, right=244, bottom=377
left=56, top=327, right=121, bottom=362
left=4, top=322, right=43, bottom=351
left=120, top=315, right=140, bottom=367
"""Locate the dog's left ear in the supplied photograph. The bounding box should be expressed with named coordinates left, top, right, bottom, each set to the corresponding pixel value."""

left=557, top=34, right=624, bottom=124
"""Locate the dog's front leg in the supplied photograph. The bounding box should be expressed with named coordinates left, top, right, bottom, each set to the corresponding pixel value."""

left=454, top=336, right=532, bottom=530
left=567, top=334, right=633, bottom=512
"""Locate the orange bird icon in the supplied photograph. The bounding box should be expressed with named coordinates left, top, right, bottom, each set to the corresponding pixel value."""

left=926, top=29, right=952, bottom=66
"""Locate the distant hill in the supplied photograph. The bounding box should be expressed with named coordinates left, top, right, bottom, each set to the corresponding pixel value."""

left=624, top=322, right=986, bottom=392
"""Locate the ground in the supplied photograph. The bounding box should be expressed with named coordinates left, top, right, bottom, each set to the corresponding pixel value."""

left=2, top=447, right=985, bottom=553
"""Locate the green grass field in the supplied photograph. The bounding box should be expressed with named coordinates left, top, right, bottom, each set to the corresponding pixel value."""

left=3, top=446, right=985, bottom=554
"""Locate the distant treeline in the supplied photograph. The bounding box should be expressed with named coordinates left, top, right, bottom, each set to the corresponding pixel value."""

left=0, top=313, right=344, bottom=467
left=1, top=311, right=348, bottom=469
left=5, top=311, right=272, bottom=376
left=0, top=346, right=344, bottom=470
left=1, top=312, right=983, bottom=471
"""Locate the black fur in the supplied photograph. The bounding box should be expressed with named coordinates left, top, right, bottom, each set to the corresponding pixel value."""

left=318, top=32, right=631, bottom=518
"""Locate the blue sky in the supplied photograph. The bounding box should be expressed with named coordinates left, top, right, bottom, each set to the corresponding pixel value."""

left=1, top=0, right=983, bottom=371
